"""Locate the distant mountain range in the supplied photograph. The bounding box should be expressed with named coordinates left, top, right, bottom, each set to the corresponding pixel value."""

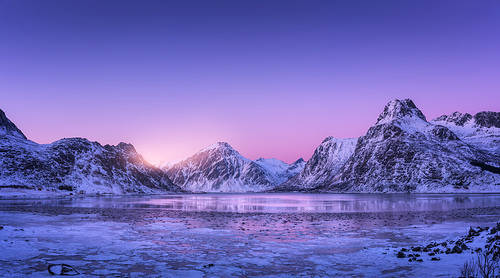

left=278, top=99, right=500, bottom=192
left=0, top=98, right=498, bottom=194
left=163, top=142, right=305, bottom=192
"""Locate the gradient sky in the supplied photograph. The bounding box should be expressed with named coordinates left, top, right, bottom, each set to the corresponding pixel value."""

left=1, top=0, right=499, bottom=164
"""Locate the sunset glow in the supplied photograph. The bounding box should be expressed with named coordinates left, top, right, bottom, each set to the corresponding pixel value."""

left=1, top=1, right=499, bottom=164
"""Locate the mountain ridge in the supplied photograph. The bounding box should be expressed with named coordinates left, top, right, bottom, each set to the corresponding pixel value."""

left=1, top=99, right=499, bottom=195
left=0, top=110, right=182, bottom=195
left=165, top=142, right=305, bottom=192
left=277, top=99, right=499, bottom=193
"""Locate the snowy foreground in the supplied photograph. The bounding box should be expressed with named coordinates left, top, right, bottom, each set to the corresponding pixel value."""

left=0, top=193, right=499, bottom=277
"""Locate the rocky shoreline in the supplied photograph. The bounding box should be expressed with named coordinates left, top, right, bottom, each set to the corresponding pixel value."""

left=394, top=222, right=500, bottom=271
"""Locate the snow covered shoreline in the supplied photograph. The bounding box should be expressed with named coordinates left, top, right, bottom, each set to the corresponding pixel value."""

left=0, top=194, right=499, bottom=277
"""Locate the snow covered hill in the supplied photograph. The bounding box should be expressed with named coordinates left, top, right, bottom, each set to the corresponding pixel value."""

left=255, top=157, right=306, bottom=185
left=335, top=99, right=500, bottom=192
left=0, top=109, right=181, bottom=195
left=280, top=99, right=500, bottom=193
left=432, top=111, right=500, bottom=156
left=165, top=142, right=305, bottom=192
left=277, top=137, right=357, bottom=191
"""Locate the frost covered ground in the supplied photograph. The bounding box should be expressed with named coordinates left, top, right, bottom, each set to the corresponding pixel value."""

left=0, top=193, right=498, bottom=277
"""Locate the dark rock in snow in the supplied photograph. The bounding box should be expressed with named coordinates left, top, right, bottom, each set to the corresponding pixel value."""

left=390, top=223, right=499, bottom=263
left=468, top=227, right=480, bottom=237
left=411, top=246, right=422, bottom=252
left=452, top=245, right=463, bottom=254
left=48, top=264, right=79, bottom=276
left=474, top=111, right=500, bottom=128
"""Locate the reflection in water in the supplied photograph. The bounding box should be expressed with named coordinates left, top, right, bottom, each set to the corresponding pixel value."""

left=2, top=193, right=499, bottom=213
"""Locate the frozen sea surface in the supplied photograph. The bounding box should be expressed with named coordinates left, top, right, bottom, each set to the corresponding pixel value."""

left=0, top=193, right=499, bottom=277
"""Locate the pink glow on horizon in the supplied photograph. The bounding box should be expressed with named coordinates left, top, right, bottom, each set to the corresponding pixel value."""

left=2, top=93, right=498, bottom=165
left=1, top=1, right=499, bottom=164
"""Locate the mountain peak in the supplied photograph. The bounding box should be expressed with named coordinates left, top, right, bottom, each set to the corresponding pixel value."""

left=190, top=141, right=244, bottom=161
left=116, top=142, right=137, bottom=153
left=293, top=158, right=305, bottom=164
left=0, top=109, right=27, bottom=139
left=375, top=99, right=426, bottom=125
left=201, top=141, right=235, bottom=152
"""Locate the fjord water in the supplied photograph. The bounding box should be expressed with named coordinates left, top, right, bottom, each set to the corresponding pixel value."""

left=0, top=193, right=499, bottom=277
left=12, top=192, right=498, bottom=213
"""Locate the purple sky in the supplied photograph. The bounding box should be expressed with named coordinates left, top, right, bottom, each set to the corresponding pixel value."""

left=1, top=0, right=499, bottom=164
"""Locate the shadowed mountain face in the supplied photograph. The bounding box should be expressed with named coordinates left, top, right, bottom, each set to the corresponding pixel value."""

left=165, top=142, right=305, bottom=192
left=280, top=99, right=500, bottom=193
left=473, top=112, right=500, bottom=128
left=0, top=109, right=181, bottom=194
left=277, top=137, right=357, bottom=191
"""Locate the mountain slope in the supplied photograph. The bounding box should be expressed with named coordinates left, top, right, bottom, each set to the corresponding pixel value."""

left=255, top=157, right=306, bottom=185
left=280, top=99, right=499, bottom=193
left=165, top=142, right=304, bottom=192
left=278, top=137, right=357, bottom=190
left=0, top=109, right=181, bottom=194
left=334, top=99, right=500, bottom=192
left=432, top=111, right=500, bottom=156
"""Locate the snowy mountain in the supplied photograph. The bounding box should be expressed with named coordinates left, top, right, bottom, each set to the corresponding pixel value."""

left=255, top=157, right=306, bottom=185
left=157, top=160, right=178, bottom=171
left=280, top=99, right=500, bottom=192
left=335, top=99, right=500, bottom=192
left=0, top=109, right=181, bottom=195
left=432, top=111, right=500, bottom=156
left=3, top=100, right=498, bottom=195
left=277, top=137, right=357, bottom=191
left=165, top=142, right=305, bottom=192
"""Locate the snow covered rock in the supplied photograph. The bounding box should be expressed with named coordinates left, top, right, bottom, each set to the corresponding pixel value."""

left=165, top=142, right=304, bottom=192
left=375, top=98, right=427, bottom=125
left=277, top=137, right=357, bottom=190
left=432, top=111, right=500, bottom=156
left=280, top=99, right=499, bottom=192
left=334, top=99, right=500, bottom=192
left=255, top=157, right=306, bottom=185
left=0, top=109, right=181, bottom=194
